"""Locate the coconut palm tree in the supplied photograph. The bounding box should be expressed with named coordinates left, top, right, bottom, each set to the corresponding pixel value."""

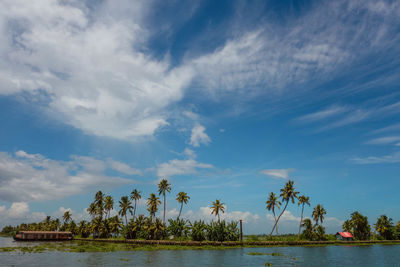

left=87, top=203, right=97, bottom=219
left=176, top=192, right=190, bottom=220
left=109, top=216, right=123, bottom=237
left=211, top=199, right=225, bottom=223
left=78, top=220, right=88, bottom=238
left=147, top=193, right=161, bottom=221
left=130, top=189, right=142, bottom=219
left=270, top=180, right=299, bottom=235
left=266, top=192, right=281, bottom=235
left=301, top=218, right=314, bottom=240
left=95, top=191, right=105, bottom=220
left=375, top=215, right=394, bottom=240
left=312, top=204, right=326, bottom=226
left=104, top=196, right=114, bottom=219
left=158, top=179, right=171, bottom=224
left=297, top=195, right=310, bottom=237
left=63, top=211, right=72, bottom=224
left=118, top=196, right=133, bottom=225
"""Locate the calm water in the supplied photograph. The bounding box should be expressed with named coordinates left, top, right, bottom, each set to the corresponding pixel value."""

left=1, top=237, right=400, bottom=266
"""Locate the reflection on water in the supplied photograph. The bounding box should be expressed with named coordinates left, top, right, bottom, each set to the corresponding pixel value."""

left=1, top=237, right=400, bottom=266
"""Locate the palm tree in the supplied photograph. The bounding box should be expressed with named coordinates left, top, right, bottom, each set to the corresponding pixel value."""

left=130, top=189, right=142, bottom=219
left=109, top=216, right=123, bottom=237
left=312, top=204, right=326, bottom=226
left=266, top=192, right=281, bottom=235
left=104, top=196, right=114, bottom=219
left=270, top=180, right=299, bottom=235
left=297, top=195, right=311, bottom=237
left=301, top=218, right=314, bottom=240
left=118, top=196, right=133, bottom=225
left=176, top=192, right=190, bottom=220
left=95, top=191, right=105, bottom=220
left=158, top=179, right=171, bottom=224
left=211, top=199, right=225, bottom=223
left=375, top=215, right=394, bottom=240
left=87, top=203, right=97, bottom=219
left=78, top=220, right=88, bottom=237
left=63, top=211, right=72, bottom=224
left=147, top=193, right=161, bottom=221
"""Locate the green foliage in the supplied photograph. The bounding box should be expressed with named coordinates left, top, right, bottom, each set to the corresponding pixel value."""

left=205, top=220, right=239, bottom=242
left=315, top=225, right=326, bottom=241
left=190, top=220, right=207, bottom=241
left=145, top=218, right=167, bottom=240
left=301, top=218, right=314, bottom=240
left=375, top=215, right=395, bottom=240
left=300, top=218, right=326, bottom=241
left=167, top=218, right=189, bottom=238
left=343, top=211, right=371, bottom=240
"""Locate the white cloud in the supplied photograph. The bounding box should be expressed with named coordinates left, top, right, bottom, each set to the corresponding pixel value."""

left=0, top=202, right=46, bottom=227
left=0, top=0, right=194, bottom=140
left=294, top=106, right=348, bottom=123
left=0, top=0, right=398, bottom=141
left=0, top=150, right=135, bottom=202
left=183, top=148, right=196, bottom=159
left=266, top=210, right=300, bottom=222
left=189, top=123, right=211, bottom=147
left=107, top=159, right=142, bottom=175
left=366, top=136, right=400, bottom=145
left=260, top=169, right=294, bottom=179
left=7, top=202, right=30, bottom=218
left=157, top=158, right=213, bottom=178
left=351, top=151, right=400, bottom=164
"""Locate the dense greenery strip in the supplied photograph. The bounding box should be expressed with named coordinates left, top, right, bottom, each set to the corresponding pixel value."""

left=2, top=179, right=400, bottom=242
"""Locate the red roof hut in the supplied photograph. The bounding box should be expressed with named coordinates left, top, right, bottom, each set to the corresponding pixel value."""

left=336, top=232, right=354, bottom=241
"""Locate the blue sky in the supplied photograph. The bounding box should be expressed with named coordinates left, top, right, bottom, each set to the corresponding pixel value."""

left=0, top=0, right=400, bottom=234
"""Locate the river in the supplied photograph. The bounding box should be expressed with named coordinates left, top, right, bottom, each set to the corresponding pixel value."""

left=1, top=237, right=399, bottom=266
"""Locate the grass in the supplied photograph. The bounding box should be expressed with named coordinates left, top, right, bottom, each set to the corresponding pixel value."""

left=0, top=241, right=243, bottom=253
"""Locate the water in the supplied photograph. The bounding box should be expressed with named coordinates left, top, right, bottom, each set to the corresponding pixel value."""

left=1, top=237, right=400, bottom=266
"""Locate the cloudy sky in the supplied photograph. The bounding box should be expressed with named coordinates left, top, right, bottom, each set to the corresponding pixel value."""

left=1, top=0, right=400, bottom=234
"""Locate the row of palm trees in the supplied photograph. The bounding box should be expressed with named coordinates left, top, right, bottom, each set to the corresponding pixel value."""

left=265, top=180, right=326, bottom=239
left=86, top=179, right=225, bottom=228
left=2, top=178, right=328, bottom=240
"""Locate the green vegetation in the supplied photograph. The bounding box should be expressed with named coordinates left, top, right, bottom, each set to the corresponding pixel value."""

left=342, top=211, right=371, bottom=240
left=2, top=179, right=400, bottom=245
left=2, top=179, right=239, bottom=243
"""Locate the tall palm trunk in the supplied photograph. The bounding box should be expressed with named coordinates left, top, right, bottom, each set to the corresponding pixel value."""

left=125, top=214, right=128, bottom=226
left=298, top=204, right=304, bottom=237
left=273, top=210, right=278, bottom=235
left=270, top=200, right=289, bottom=236
left=218, top=213, right=220, bottom=223
left=178, top=202, right=183, bottom=220
left=133, top=200, right=137, bottom=219
left=163, top=193, right=166, bottom=224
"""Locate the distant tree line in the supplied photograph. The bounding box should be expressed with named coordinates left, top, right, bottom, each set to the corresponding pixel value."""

left=2, top=179, right=400, bottom=241
left=1, top=179, right=239, bottom=242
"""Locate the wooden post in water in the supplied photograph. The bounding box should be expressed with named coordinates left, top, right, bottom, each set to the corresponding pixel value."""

left=239, top=219, right=243, bottom=242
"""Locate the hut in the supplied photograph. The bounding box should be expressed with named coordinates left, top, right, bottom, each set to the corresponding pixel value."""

left=13, top=231, right=73, bottom=241
left=335, top=232, right=353, bottom=241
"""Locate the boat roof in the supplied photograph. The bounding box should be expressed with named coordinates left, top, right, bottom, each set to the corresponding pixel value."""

left=18, top=231, right=72, bottom=234
left=336, top=232, right=353, bottom=238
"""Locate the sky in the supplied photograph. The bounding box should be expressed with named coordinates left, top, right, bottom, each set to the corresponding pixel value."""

left=0, top=0, right=400, bottom=234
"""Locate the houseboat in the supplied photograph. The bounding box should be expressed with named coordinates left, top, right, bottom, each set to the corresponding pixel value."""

left=13, top=231, right=73, bottom=241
